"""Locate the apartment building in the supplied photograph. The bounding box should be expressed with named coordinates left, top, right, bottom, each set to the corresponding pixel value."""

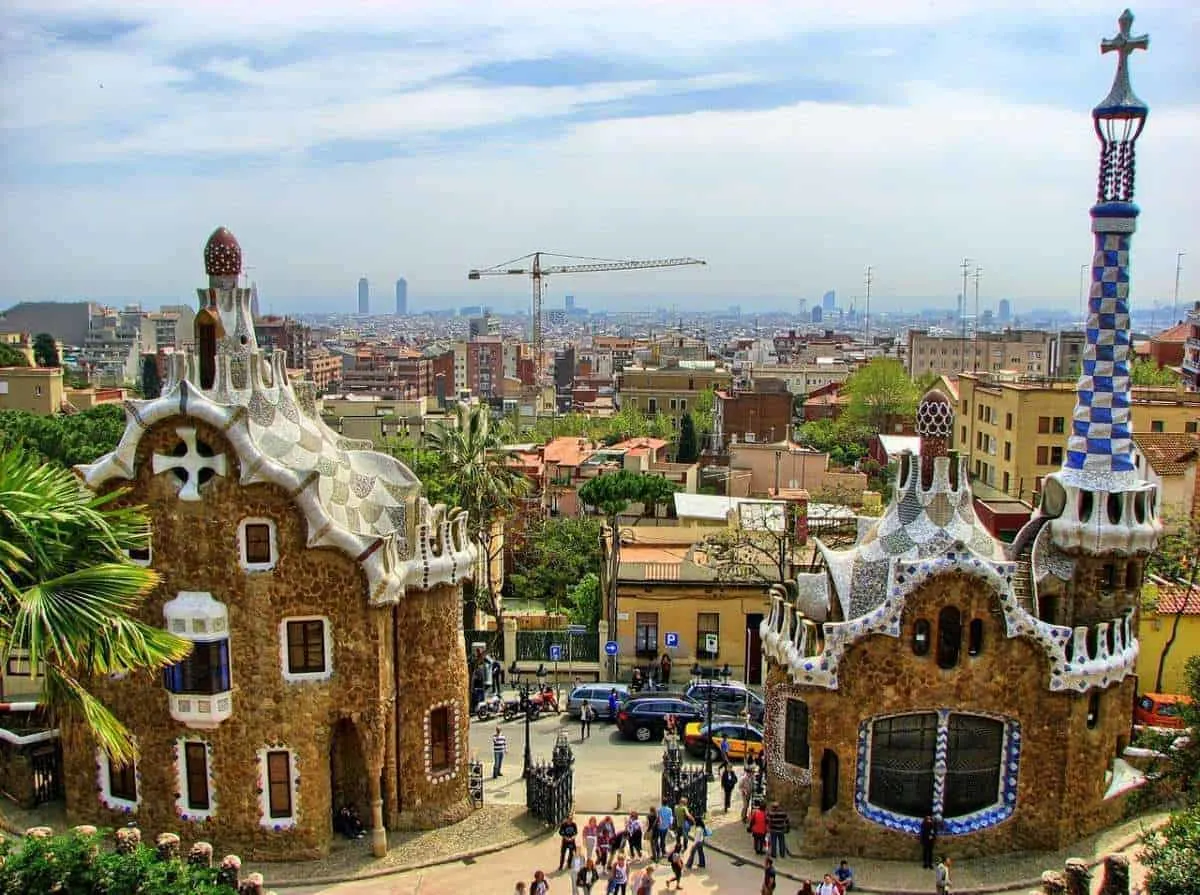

left=254, top=315, right=309, bottom=369
left=1183, top=301, right=1200, bottom=391
left=713, top=379, right=794, bottom=449
left=954, top=371, right=1200, bottom=502
left=0, top=366, right=64, bottom=413
left=907, top=328, right=1084, bottom=379
left=750, top=361, right=852, bottom=397
left=306, top=350, right=344, bottom=392
left=148, top=304, right=196, bottom=351
left=616, top=360, right=732, bottom=427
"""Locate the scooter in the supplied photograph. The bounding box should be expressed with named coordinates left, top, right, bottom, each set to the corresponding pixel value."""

left=529, top=685, right=560, bottom=715
left=476, top=692, right=505, bottom=721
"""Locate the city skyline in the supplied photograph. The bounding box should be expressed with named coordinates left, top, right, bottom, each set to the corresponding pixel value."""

left=0, top=1, right=1196, bottom=310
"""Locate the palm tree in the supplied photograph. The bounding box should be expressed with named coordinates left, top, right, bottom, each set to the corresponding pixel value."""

left=426, top=403, right=531, bottom=623
left=0, top=448, right=190, bottom=764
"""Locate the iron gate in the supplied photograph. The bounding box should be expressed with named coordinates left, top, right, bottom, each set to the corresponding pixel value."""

left=661, top=738, right=708, bottom=817
left=526, top=732, right=574, bottom=825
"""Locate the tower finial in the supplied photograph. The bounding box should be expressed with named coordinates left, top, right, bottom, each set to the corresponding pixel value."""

left=1092, top=10, right=1150, bottom=206
left=1096, top=10, right=1149, bottom=115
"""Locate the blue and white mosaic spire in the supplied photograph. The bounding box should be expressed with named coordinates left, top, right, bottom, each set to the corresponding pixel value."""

left=1063, top=9, right=1149, bottom=491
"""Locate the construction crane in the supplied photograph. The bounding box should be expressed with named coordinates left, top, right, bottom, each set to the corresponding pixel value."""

left=468, top=251, right=706, bottom=382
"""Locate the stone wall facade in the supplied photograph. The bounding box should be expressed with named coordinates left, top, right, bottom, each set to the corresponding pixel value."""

left=767, top=571, right=1134, bottom=859
left=61, top=418, right=469, bottom=860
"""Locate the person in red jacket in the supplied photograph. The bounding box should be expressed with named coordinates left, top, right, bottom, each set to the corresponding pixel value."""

left=747, top=802, right=769, bottom=855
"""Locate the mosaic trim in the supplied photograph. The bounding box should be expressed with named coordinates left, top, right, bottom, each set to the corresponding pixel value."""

left=95, top=745, right=140, bottom=814
left=764, top=684, right=812, bottom=786
left=424, top=699, right=462, bottom=785
left=256, top=744, right=300, bottom=831
left=853, top=711, right=1021, bottom=836
left=173, top=737, right=217, bottom=823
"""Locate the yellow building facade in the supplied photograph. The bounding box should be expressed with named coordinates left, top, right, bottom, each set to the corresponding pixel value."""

left=954, top=373, right=1200, bottom=503
left=1137, top=582, right=1200, bottom=695
left=616, top=362, right=732, bottom=429
left=0, top=366, right=64, bottom=414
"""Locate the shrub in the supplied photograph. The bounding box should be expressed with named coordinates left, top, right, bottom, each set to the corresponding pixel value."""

left=1142, top=803, right=1200, bottom=895
left=0, top=829, right=239, bottom=895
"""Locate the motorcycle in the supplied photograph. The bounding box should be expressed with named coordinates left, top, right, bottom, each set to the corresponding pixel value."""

left=475, top=693, right=505, bottom=721
left=529, top=684, right=560, bottom=715
left=502, top=692, right=528, bottom=722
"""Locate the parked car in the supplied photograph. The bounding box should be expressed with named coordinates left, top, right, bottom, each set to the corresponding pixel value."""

left=566, top=683, right=630, bottom=719
left=683, top=681, right=766, bottom=723
left=682, top=720, right=765, bottom=762
left=1134, top=692, right=1195, bottom=731
left=615, top=694, right=705, bottom=742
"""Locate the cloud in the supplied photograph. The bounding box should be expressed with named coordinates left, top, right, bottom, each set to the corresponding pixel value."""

left=0, top=0, right=1197, bottom=308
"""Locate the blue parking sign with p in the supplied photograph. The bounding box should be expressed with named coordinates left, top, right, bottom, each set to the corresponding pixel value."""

left=664, top=632, right=679, bottom=648
left=549, top=644, right=563, bottom=661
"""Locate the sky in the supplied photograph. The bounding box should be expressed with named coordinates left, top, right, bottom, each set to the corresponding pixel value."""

left=0, top=1, right=1197, bottom=314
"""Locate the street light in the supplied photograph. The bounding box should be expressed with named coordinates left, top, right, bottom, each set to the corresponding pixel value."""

left=510, top=660, right=534, bottom=779
left=691, top=661, right=734, bottom=782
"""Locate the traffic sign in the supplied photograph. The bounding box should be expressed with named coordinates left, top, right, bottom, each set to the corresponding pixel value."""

left=604, top=641, right=619, bottom=656
left=549, top=644, right=563, bottom=662
left=664, top=632, right=679, bottom=648
left=704, top=633, right=719, bottom=654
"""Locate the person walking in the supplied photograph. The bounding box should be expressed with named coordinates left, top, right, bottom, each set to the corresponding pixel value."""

left=647, top=804, right=662, bottom=861
left=685, top=815, right=708, bottom=870
left=666, top=841, right=685, bottom=889
left=581, top=701, right=595, bottom=741
left=919, top=815, right=938, bottom=870
left=766, top=802, right=791, bottom=859
left=608, top=855, right=630, bottom=895
left=761, top=856, right=777, bottom=894
left=655, top=802, right=673, bottom=859
left=608, top=689, right=621, bottom=722
left=675, top=797, right=695, bottom=848
left=748, top=802, right=769, bottom=855
left=583, top=816, right=599, bottom=863
left=626, top=811, right=644, bottom=860
left=935, top=856, right=952, bottom=895
left=597, top=816, right=615, bottom=869
left=632, top=864, right=655, bottom=895
left=739, top=768, right=754, bottom=822
left=721, top=764, right=738, bottom=812
left=576, top=858, right=600, bottom=895
left=531, top=870, right=550, bottom=895
left=492, top=727, right=507, bottom=778
left=493, top=657, right=504, bottom=695
left=558, top=815, right=579, bottom=871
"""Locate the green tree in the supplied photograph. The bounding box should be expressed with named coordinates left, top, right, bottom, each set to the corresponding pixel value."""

left=141, top=356, right=162, bottom=400
left=1131, top=357, right=1180, bottom=387
left=508, top=517, right=601, bottom=607
left=845, top=357, right=919, bottom=432
left=692, top=387, right=716, bottom=448
left=32, top=333, right=60, bottom=368
left=0, top=405, right=126, bottom=468
left=0, top=343, right=29, bottom=367
left=1133, top=655, right=1200, bottom=811
left=1143, top=802, right=1200, bottom=895
left=566, top=572, right=602, bottom=629
left=0, top=448, right=191, bottom=763
left=1144, top=516, right=1200, bottom=691
left=676, top=412, right=699, bottom=463
left=426, top=403, right=531, bottom=624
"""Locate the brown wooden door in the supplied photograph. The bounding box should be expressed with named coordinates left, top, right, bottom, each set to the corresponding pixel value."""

left=744, top=614, right=763, bottom=685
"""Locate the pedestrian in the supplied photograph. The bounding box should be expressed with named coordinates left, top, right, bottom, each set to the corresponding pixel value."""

left=815, top=873, right=839, bottom=895
left=919, top=815, right=938, bottom=869
left=833, top=860, right=854, bottom=891
left=632, top=864, right=655, bottom=895
left=797, top=881, right=816, bottom=895
left=719, top=735, right=731, bottom=767
left=632, top=667, right=644, bottom=692
left=568, top=848, right=584, bottom=895
left=675, top=797, right=695, bottom=848
left=493, top=657, right=505, bottom=694
left=559, top=814, right=579, bottom=871
left=626, top=811, right=644, bottom=860
left=576, top=858, right=600, bottom=895
left=583, top=816, right=599, bottom=863
left=581, top=701, right=595, bottom=740
left=608, top=855, right=630, bottom=895
left=721, top=764, right=738, bottom=812
left=537, top=662, right=548, bottom=688
left=660, top=652, right=672, bottom=684
left=766, top=802, right=791, bottom=859
left=667, top=841, right=685, bottom=889
left=472, top=662, right=487, bottom=712
left=739, top=768, right=754, bottom=822
left=598, top=816, right=615, bottom=869
left=655, top=801, right=673, bottom=859
left=647, top=804, right=662, bottom=861
left=515, top=882, right=528, bottom=895
left=935, top=856, right=951, bottom=895
left=748, top=802, right=768, bottom=855
left=608, top=689, right=621, bottom=721
left=492, top=726, right=507, bottom=778
left=685, top=815, right=708, bottom=870
left=531, top=869, right=550, bottom=895
left=762, top=856, right=777, bottom=894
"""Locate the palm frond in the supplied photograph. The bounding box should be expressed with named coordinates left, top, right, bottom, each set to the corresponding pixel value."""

left=43, top=665, right=138, bottom=765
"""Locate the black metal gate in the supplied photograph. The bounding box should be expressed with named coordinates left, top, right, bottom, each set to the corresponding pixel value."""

left=31, top=742, right=62, bottom=805
left=661, top=739, right=708, bottom=817
left=526, top=732, right=574, bottom=825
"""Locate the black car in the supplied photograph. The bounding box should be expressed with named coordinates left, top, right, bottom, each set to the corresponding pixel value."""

left=615, top=694, right=704, bottom=742
left=683, top=681, right=766, bottom=724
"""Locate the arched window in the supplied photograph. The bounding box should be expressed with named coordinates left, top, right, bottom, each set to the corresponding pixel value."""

left=195, top=309, right=219, bottom=390
left=967, top=619, right=984, bottom=657
left=1087, top=691, right=1100, bottom=729
left=937, top=607, right=962, bottom=669
left=820, top=749, right=839, bottom=812
left=912, top=619, right=932, bottom=657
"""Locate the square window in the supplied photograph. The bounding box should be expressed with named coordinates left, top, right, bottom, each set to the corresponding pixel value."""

left=1036, top=446, right=1049, bottom=465
left=1151, top=420, right=1165, bottom=433
left=1050, top=446, right=1063, bottom=465
left=1052, top=417, right=1065, bottom=434
left=109, top=756, right=137, bottom=802
left=1038, top=417, right=1050, bottom=434
left=285, top=619, right=328, bottom=676
left=244, top=523, right=273, bottom=566
left=696, top=612, right=720, bottom=660
left=429, top=707, right=452, bottom=773
left=267, top=750, right=292, bottom=818
left=635, top=612, right=659, bottom=657
left=184, top=743, right=210, bottom=811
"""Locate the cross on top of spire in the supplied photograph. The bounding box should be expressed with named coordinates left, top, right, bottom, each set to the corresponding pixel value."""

left=1095, top=9, right=1149, bottom=116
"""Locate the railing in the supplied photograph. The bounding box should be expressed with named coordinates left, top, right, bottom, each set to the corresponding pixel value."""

left=464, top=629, right=503, bottom=660
left=661, top=739, right=709, bottom=817
left=515, top=630, right=600, bottom=663
left=526, top=733, right=575, bottom=825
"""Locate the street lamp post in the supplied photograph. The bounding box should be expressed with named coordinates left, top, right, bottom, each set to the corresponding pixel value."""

left=511, top=661, right=534, bottom=779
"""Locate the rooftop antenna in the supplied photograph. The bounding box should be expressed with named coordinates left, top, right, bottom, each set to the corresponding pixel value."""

left=864, top=265, right=874, bottom=345
left=972, top=265, right=983, bottom=371
left=960, top=257, right=972, bottom=354
left=1173, top=251, right=1186, bottom=323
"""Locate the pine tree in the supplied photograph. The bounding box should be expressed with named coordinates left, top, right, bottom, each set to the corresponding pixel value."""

left=141, top=356, right=162, bottom=399
left=676, top=412, right=699, bottom=463
left=32, top=333, right=60, bottom=368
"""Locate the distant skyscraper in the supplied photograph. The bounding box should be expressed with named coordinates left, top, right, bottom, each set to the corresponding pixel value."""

left=811, top=305, right=823, bottom=323
left=822, top=290, right=836, bottom=311
left=565, top=294, right=575, bottom=312
left=395, top=278, right=408, bottom=315
left=358, top=277, right=369, bottom=315
left=998, top=298, right=1012, bottom=323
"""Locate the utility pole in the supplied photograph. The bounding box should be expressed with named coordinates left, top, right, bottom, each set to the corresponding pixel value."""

left=960, top=257, right=972, bottom=366
left=1173, top=251, right=1186, bottom=323
left=972, top=266, right=983, bottom=372
left=864, top=265, right=874, bottom=347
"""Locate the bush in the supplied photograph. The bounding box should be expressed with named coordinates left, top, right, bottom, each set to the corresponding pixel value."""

left=0, top=829, right=239, bottom=895
left=1142, top=803, right=1200, bottom=895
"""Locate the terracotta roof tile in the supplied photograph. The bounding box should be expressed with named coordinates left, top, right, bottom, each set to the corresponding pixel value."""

left=1156, top=584, right=1200, bottom=616
left=1131, top=432, right=1200, bottom=476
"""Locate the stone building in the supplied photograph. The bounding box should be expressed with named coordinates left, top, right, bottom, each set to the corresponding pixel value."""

left=63, top=227, right=477, bottom=861
left=758, top=12, right=1161, bottom=858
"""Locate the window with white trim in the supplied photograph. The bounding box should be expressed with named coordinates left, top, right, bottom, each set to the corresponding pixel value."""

left=238, top=518, right=278, bottom=571
left=97, top=747, right=140, bottom=812
left=257, top=746, right=299, bottom=828
left=280, top=617, right=332, bottom=682
left=162, top=592, right=232, bottom=729
left=174, top=738, right=216, bottom=821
